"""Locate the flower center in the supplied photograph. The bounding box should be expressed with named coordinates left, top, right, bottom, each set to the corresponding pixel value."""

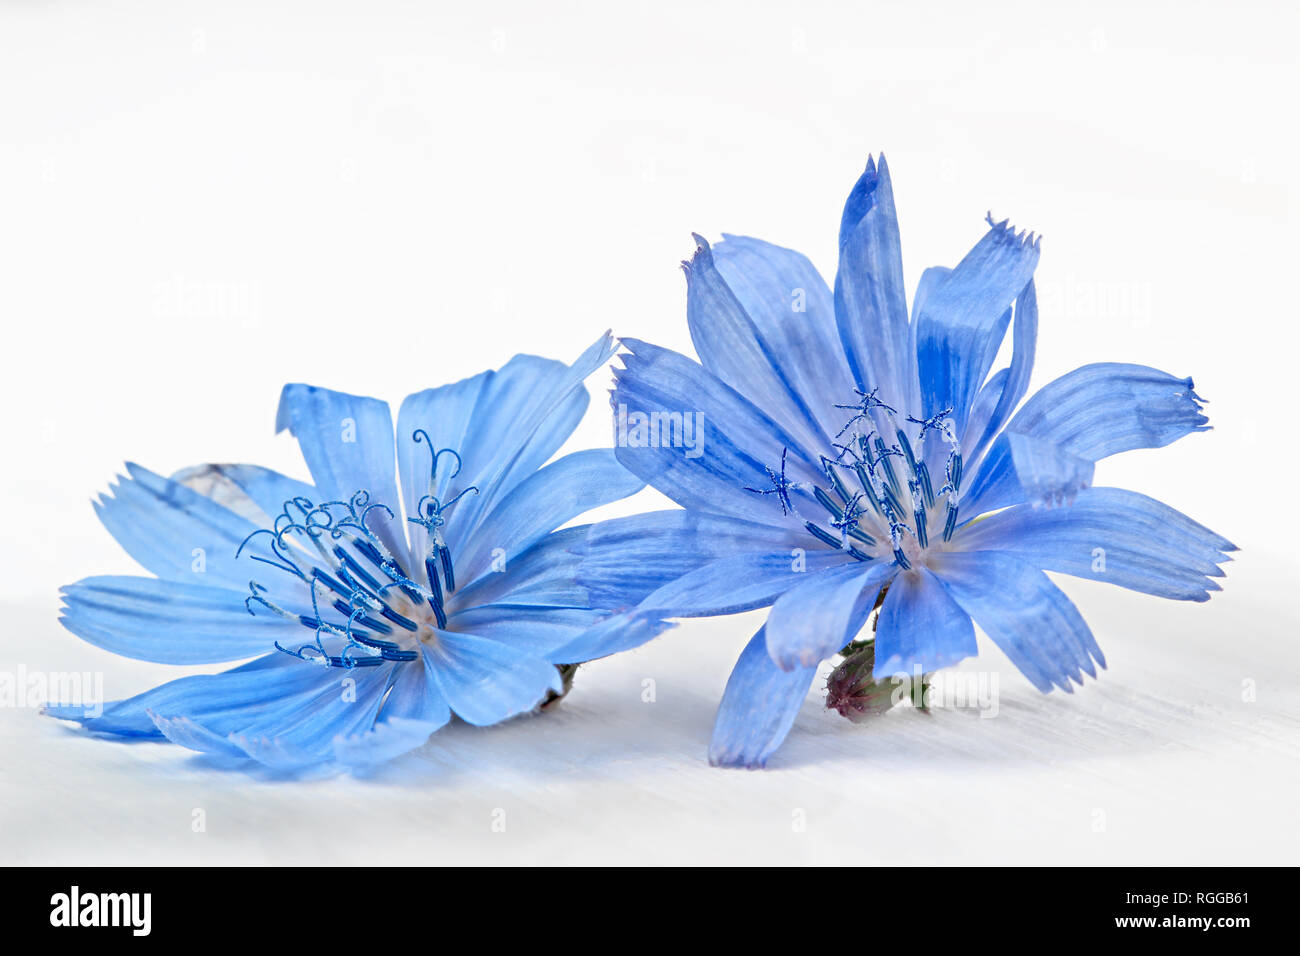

left=238, top=435, right=477, bottom=669
left=746, top=388, right=965, bottom=570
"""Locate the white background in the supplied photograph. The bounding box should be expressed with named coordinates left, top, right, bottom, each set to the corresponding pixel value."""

left=1, top=0, right=1297, bottom=864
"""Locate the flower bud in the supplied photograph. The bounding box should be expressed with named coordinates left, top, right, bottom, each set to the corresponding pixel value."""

left=825, top=643, right=898, bottom=722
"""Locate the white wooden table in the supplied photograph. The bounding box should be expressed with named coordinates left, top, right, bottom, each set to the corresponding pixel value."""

left=3, top=550, right=1295, bottom=865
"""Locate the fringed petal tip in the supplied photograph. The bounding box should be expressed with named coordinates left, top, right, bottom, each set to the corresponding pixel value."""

left=680, top=232, right=715, bottom=276
left=984, top=211, right=1043, bottom=250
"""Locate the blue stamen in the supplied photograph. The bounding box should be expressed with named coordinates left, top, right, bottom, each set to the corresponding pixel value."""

left=330, top=599, right=392, bottom=635
left=820, top=457, right=852, bottom=504
left=895, top=427, right=919, bottom=476
left=943, top=501, right=959, bottom=542
left=412, top=430, right=465, bottom=481
left=438, top=544, right=457, bottom=592
left=804, top=521, right=843, bottom=550
left=309, top=566, right=353, bottom=601
left=813, top=486, right=844, bottom=520
left=829, top=492, right=874, bottom=548
left=743, top=446, right=798, bottom=516
left=834, top=387, right=897, bottom=439
left=846, top=525, right=876, bottom=546
left=333, top=546, right=383, bottom=592
left=915, top=460, right=935, bottom=508
left=851, top=464, right=885, bottom=517
left=880, top=480, right=907, bottom=521
left=871, top=436, right=903, bottom=496
left=237, top=488, right=447, bottom=669
left=906, top=407, right=954, bottom=442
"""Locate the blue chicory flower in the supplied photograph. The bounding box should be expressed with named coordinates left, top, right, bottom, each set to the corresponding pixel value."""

left=49, top=334, right=669, bottom=772
left=569, top=156, right=1235, bottom=768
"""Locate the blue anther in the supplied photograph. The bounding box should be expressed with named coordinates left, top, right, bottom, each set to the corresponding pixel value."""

left=804, top=521, right=843, bottom=550
left=820, top=457, right=853, bottom=504
left=372, top=601, right=417, bottom=632
left=813, top=486, right=844, bottom=520
left=830, top=492, right=871, bottom=547
left=895, top=427, right=919, bottom=476
left=871, top=436, right=903, bottom=494
left=333, top=546, right=382, bottom=592
left=330, top=599, right=393, bottom=635
left=438, top=544, right=457, bottom=592
left=310, top=567, right=353, bottom=601
left=851, top=464, right=885, bottom=517
left=880, top=479, right=907, bottom=521
left=915, top=460, right=935, bottom=508
left=943, top=502, right=960, bottom=542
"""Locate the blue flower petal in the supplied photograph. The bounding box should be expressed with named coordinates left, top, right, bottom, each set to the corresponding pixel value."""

left=835, top=155, right=917, bottom=413
left=709, top=626, right=817, bottom=768
left=635, top=549, right=848, bottom=618
left=930, top=550, right=1105, bottom=693
left=149, top=713, right=249, bottom=759
left=684, top=235, right=830, bottom=453
left=543, top=611, right=677, bottom=664
left=576, top=509, right=804, bottom=610
left=450, top=605, right=606, bottom=657
left=961, top=431, right=1096, bottom=515
left=378, top=645, right=452, bottom=728
left=711, top=234, right=856, bottom=440
left=873, top=567, right=978, bottom=678
left=44, top=652, right=329, bottom=738
left=914, top=218, right=1040, bottom=430
left=396, top=368, right=494, bottom=567
left=332, top=716, right=444, bottom=770
left=452, top=526, right=591, bottom=609
left=275, top=384, right=407, bottom=560
left=766, top=561, right=893, bottom=670
left=229, top=666, right=392, bottom=770
left=92, top=463, right=263, bottom=592
left=445, top=334, right=616, bottom=548
left=956, top=487, right=1235, bottom=601
left=426, top=630, right=561, bottom=726
left=1003, top=362, right=1210, bottom=460
left=612, top=338, right=823, bottom=524
left=60, top=576, right=305, bottom=664
left=156, top=659, right=444, bottom=770
left=454, top=449, right=643, bottom=587
left=962, top=279, right=1038, bottom=463
left=171, top=463, right=318, bottom=527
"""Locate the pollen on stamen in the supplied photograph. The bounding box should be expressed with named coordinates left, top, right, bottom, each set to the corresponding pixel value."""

left=743, top=386, right=979, bottom=571
left=238, top=490, right=433, bottom=670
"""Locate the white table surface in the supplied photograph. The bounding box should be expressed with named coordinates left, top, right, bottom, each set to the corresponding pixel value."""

left=3, top=543, right=1295, bottom=866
